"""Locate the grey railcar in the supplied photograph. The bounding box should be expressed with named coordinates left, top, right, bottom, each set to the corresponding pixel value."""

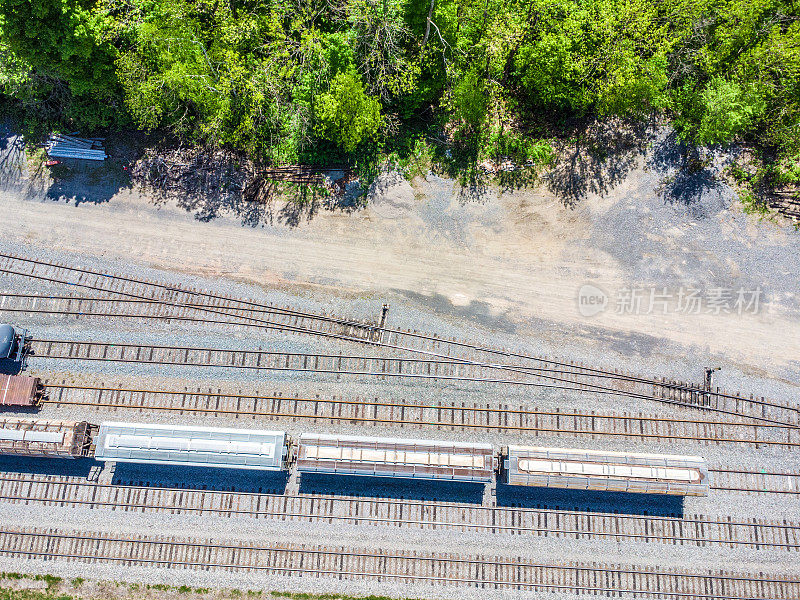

left=95, top=422, right=288, bottom=470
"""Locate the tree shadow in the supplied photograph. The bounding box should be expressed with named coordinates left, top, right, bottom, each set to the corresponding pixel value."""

left=135, top=146, right=363, bottom=228
left=545, top=117, right=657, bottom=208
left=648, top=130, right=731, bottom=218
left=495, top=166, right=543, bottom=193
left=0, top=128, right=28, bottom=195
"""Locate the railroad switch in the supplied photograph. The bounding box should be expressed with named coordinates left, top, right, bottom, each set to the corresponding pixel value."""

left=704, top=367, right=721, bottom=391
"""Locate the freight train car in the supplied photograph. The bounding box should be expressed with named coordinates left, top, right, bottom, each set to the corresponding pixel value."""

left=504, top=445, right=709, bottom=496
left=0, top=411, right=711, bottom=498
left=296, top=433, right=495, bottom=482
left=0, top=324, right=26, bottom=364
left=94, top=422, right=288, bottom=470
left=0, top=417, right=91, bottom=458
left=0, top=375, right=43, bottom=408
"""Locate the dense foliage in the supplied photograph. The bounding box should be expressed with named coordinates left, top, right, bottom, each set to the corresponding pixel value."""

left=0, top=0, right=798, bottom=169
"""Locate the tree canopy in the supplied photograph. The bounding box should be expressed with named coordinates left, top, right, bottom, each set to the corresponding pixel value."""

left=0, top=0, right=798, bottom=166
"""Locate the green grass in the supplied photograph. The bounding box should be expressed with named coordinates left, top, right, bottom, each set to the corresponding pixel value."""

left=738, top=188, right=771, bottom=217
left=0, top=572, right=431, bottom=600
left=270, top=593, right=427, bottom=600
left=0, top=589, right=75, bottom=600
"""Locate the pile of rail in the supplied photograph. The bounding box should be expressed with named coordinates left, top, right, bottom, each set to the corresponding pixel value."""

left=45, top=134, right=106, bottom=161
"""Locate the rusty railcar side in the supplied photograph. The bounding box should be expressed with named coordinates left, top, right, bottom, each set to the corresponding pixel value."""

left=504, top=445, right=709, bottom=497
left=0, top=418, right=91, bottom=458
left=297, top=433, right=496, bottom=482
left=0, top=375, right=43, bottom=408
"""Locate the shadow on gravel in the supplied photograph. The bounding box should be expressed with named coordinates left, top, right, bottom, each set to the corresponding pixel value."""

left=0, top=360, right=23, bottom=375
left=648, top=130, right=732, bottom=218
left=496, top=484, right=685, bottom=517
left=0, top=456, right=98, bottom=478
left=112, top=463, right=289, bottom=494
left=393, top=289, right=518, bottom=333
left=546, top=118, right=657, bottom=208
left=299, top=473, right=486, bottom=504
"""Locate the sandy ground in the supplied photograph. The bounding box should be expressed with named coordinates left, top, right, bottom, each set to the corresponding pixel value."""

left=0, top=128, right=798, bottom=383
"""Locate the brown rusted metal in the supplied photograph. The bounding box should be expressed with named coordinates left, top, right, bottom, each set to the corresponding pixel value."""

left=0, top=375, right=42, bottom=407
left=0, top=418, right=90, bottom=458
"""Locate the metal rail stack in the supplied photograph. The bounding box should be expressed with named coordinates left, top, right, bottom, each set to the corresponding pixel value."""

left=46, top=134, right=106, bottom=161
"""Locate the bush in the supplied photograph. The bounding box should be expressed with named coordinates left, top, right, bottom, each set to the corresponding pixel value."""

left=483, top=126, right=554, bottom=166
left=314, top=72, right=382, bottom=152
left=694, top=78, right=766, bottom=145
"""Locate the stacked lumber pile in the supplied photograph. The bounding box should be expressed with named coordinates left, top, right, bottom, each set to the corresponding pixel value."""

left=46, top=134, right=106, bottom=161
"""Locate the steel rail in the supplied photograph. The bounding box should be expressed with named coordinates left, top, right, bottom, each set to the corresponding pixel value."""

left=28, top=338, right=799, bottom=428
left=0, top=289, right=779, bottom=411
left=43, top=383, right=800, bottom=447
left=711, top=468, right=800, bottom=476
left=709, top=469, right=800, bottom=494
left=8, top=294, right=798, bottom=421
left=5, top=298, right=644, bottom=388
left=0, top=474, right=792, bottom=534
left=0, top=474, right=795, bottom=549
left=1, top=527, right=797, bottom=598
left=710, top=487, right=800, bottom=494
left=0, top=256, right=773, bottom=398
left=2, top=294, right=717, bottom=407
left=2, top=256, right=793, bottom=416
left=41, top=382, right=794, bottom=428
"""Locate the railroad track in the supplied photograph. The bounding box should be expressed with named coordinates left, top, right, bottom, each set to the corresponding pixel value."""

left=2, top=253, right=797, bottom=428
left=0, top=473, right=796, bottom=551
left=710, top=468, right=800, bottom=494
left=0, top=255, right=384, bottom=340
left=1, top=525, right=798, bottom=597
left=29, top=339, right=531, bottom=384
left=44, top=383, right=800, bottom=448
left=26, top=337, right=800, bottom=428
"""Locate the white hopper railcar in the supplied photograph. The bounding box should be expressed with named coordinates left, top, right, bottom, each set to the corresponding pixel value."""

left=95, top=422, right=288, bottom=470
left=297, top=433, right=495, bottom=482
left=504, top=445, right=709, bottom=496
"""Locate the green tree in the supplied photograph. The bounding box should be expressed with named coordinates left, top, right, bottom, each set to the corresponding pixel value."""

left=314, top=71, right=382, bottom=151
left=512, top=0, right=670, bottom=116
left=446, top=68, right=487, bottom=133
left=0, top=0, right=119, bottom=125
left=694, top=77, right=766, bottom=144
left=344, top=0, right=417, bottom=100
